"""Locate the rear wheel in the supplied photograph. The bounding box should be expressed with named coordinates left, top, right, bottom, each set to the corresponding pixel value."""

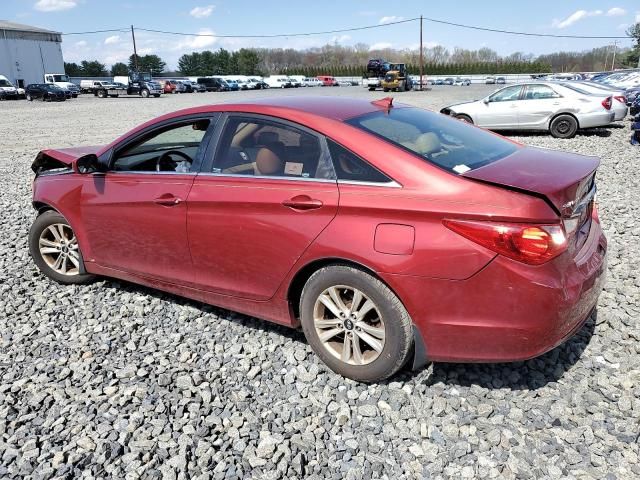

left=97, top=89, right=106, bottom=98
left=455, top=114, right=473, bottom=124
left=141, top=89, right=150, bottom=98
left=300, top=265, right=413, bottom=383
left=550, top=114, right=578, bottom=139
left=26, top=94, right=32, bottom=101
left=29, top=211, right=95, bottom=285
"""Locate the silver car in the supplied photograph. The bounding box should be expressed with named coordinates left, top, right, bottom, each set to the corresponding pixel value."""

left=557, top=82, right=627, bottom=121
left=440, top=82, right=616, bottom=138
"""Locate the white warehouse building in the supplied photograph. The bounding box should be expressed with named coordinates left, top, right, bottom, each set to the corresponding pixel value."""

left=0, top=20, right=64, bottom=88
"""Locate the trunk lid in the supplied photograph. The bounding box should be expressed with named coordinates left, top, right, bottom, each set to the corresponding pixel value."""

left=463, top=146, right=598, bottom=216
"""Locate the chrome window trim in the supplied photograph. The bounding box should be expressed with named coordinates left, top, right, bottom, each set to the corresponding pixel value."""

left=197, top=172, right=337, bottom=184
left=338, top=179, right=402, bottom=188
left=105, top=171, right=198, bottom=176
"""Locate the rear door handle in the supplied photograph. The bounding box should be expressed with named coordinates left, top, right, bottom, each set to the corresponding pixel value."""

left=282, top=195, right=323, bottom=211
left=154, top=194, right=182, bottom=206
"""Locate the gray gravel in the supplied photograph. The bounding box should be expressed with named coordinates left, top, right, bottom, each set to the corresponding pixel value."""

left=1, top=86, right=639, bottom=479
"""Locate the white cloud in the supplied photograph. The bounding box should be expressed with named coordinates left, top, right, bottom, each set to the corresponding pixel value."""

left=331, top=34, right=351, bottom=43
left=34, top=0, right=77, bottom=12
left=172, top=29, right=217, bottom=51
left=74, top=40, right=87, bottom=48
left=379, top=16, right=404, bottom=25
left=189, top=5, right=215, bottom=19
left=552, top=10, right=603, bottom=29
left=104, top=35, right=120, bottom=45
left=606, top=7, right=626, bottom=16
left=369, top=42, right=393, bottom=51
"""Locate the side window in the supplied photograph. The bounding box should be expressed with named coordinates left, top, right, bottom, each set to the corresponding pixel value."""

left=524, top=85, right=560, bottom=100
left=327, top=140, right=392, bottom=183
left=212, top=117, right=335, bottom=180
left=112, top=119, right=211, bottom=173
left=489, top=86, right=522, bottom=102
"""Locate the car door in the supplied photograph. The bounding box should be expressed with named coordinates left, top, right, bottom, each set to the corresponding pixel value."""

left=476, top=85, right=523, bottom=129
left=187, top=113, right=339, bottom=300
left=517, top=84, right=563, bottom=129
left=80, top=114, right=218, bottom=284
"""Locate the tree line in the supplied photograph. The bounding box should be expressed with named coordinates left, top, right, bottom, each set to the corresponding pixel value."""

left=64, top=23, right=640, bottom=77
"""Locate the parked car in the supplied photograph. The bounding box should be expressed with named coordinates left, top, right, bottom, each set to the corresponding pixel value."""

left=28, top=97, right=607, bottom=382
left=196, top=77, right=227, bottom=92
left=0, top=75, right=20, bottom=99
left=317, top=75, right=338, bottom=86
left=496, top=77, right=506, bottom=85
left=264, top=77, right=292, bottom=88
left=435, top=79, right=444, bottom=85
left=559, top=82, right=627, bottom=121
left=25, top=84, right=66, bottom=102
left=624, top=86, right=640, bottom=105
left=631, top=97, right=640, bottom=116
left=221, top=79, right=240, bottom=91
left=161, top=80, right=185, bottom=94
left=443, top=78, right=454, bottom=86
left=454, top=77, right=471, bottom=86
left=248, top=78, right=269, bottom=89
left=303, top=77, right=322, bottom=87
left=177, top=80, right=194, bottom=93
left=485, top=76, right=496, bottom=84
left=440, top=82, right=616, bottom=138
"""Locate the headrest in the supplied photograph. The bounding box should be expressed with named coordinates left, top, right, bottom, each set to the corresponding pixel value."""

left=413, top=132, right=442, bottom=155
left=257, top=131, right=279, bottom=144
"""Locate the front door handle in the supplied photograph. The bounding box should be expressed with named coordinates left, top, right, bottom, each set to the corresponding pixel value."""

left=282, top=195, right=323, bottom=211
left=154, top=194, right=182, bottom=206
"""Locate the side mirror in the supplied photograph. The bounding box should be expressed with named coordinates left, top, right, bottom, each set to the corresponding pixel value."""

left=76, top=154, right=104, bottom=174
left=483, top=98, right=490, bottom=104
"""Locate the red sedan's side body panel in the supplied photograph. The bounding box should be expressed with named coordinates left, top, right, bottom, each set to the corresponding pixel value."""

left=186, top=176, right=339, bottom=300
left=78, top=173, right=195, bottom=285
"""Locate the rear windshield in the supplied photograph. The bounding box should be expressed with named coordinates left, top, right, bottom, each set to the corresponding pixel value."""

left=346, top=107, right=518, bottom=173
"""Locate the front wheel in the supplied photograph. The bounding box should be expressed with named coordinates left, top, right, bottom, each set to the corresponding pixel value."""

left=26, top=94, right=33, bottom=101
left=300, top=265, right=413, bottom=383
left=140, top=89, right=150, bottom=98
left=550, top=114, right=578, bottom=139
left=455, top=114, right=473, bottom=124
left=97, top=89, right=106, bottom=98
left=28, top=211, right=95, bottom=285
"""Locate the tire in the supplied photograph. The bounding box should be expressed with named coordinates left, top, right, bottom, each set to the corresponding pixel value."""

left=383, top=88, right=389, bottom=92
left=153, top=94, right=160, bottom=98
left=299, top=265, right=413, bottom=383
left=97, top=89, right=106, bottom=98
left=368, top=87, right=375, bottom=91
left=42, top=95, right=48, bottom=102
left=455, top=114, right=473, bottom=124
left=26, top=94, right=32, bottom=101
left=28, top=211, right=95, bottom=285
left=140, top=89, right=150, bottom=98
left=550, top=114, right=578, bottom=139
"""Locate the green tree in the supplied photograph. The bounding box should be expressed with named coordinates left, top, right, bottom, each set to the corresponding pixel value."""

left=110, top=62, right=129, bottom=76
left=178, top=52, right=204, bottom=75
left=64, top=62, right=82, bottom=76
left=80, top=60, right=107, bottom=76
left=625, top=23, right=640, bottom=67
left=128, top=54, right=166, bottom=73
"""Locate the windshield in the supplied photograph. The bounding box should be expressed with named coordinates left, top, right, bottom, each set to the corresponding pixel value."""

left=0, top=80, right=13, bottom=87
left=52, top=75, right=69, bottom=82
left=347, top=107, right=518, bottom=174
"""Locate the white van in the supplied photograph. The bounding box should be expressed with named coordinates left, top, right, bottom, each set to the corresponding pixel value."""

left=264, top=76, right=292, bottom=88
left=0, top=75, right=20, bottom=99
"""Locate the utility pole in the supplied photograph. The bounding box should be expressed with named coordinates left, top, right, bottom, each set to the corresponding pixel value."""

left=131, top=25, right=138, bottom=71
left=604, top=44, right=610, bottom=71
left=419, top=15, right=424, bottom=91
left=611, top=41, right=618, bottom=70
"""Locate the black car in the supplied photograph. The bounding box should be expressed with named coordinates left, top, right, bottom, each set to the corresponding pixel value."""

left=625, top=87, right=640, bottom=105
left=25, top=84, right=66, bottom=102
left=196, top=77, right=228, bottom=92
left=631, top=97, right=640, bottom=117
left=178, top=80, right=194, bottom=93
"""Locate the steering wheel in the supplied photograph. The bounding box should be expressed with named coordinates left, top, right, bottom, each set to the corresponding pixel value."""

left=156, top=150, right=193, bottom=172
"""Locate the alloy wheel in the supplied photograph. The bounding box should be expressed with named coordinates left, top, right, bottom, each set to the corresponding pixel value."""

left=38, top=223, right=81, bottom=276
left=313, top=285, right=385, bottom=365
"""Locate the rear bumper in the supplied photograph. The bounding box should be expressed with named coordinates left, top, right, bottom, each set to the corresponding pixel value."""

left=382, top=220, right=608, bottom=363
left=579, top=111, right=616, bottom=128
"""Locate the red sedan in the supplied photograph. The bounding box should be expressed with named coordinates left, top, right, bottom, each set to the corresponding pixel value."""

left=29, top=97, right=607, bottom=382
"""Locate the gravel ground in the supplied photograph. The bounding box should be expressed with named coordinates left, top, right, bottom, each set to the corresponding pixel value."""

left=1, top=86, right=639, bottom=479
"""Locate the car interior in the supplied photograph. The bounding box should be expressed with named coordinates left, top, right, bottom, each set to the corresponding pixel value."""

left=112, top=120, right=210, bottom=173
left=214, top=120, right=324, bottom=178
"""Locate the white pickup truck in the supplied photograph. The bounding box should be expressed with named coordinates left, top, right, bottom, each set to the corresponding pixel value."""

left=363, top=77, right=383, bottom=91
left=80, top=80, right=126, bottom=98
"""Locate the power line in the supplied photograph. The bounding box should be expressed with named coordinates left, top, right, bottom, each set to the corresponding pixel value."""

left=422, top=16, right=629, bottom=39
left=135, top=17, right=420, bottom=38
left=62, top=28, right=129, bottom=35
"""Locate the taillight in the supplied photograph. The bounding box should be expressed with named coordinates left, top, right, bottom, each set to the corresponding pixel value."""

left=614, top=95, right=626, bottom=104
left=443, top=219, right=567, bottom=265
left=601, top=96, right=612, bottom=110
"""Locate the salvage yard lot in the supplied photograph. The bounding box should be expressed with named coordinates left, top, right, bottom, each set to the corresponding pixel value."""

left=1, top=86, right=639, bottom=479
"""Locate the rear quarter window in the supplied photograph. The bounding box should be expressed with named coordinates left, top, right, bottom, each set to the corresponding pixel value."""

left=346, top=107, right=519, bottom=173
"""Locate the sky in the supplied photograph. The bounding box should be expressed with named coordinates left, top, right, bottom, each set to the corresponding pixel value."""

left=3, top=0, right=640, bottom=70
